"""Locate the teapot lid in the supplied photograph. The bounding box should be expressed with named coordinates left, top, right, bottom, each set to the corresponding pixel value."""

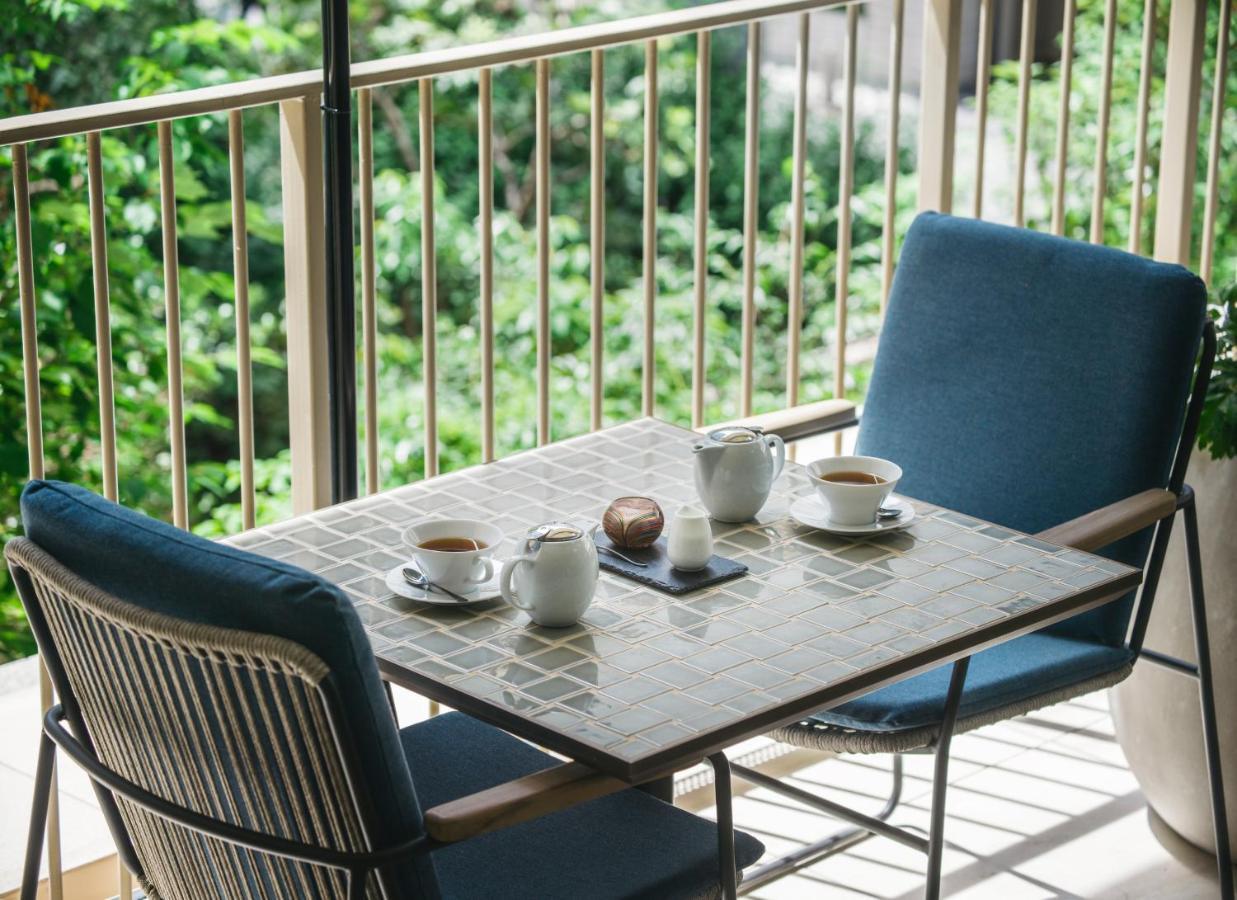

left=707, top=425, right=762, bottom=444
left=527, top=522, right=584, bottom=542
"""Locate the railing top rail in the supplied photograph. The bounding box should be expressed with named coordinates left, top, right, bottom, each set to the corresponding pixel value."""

left=1, top=0, right=854, bottom=146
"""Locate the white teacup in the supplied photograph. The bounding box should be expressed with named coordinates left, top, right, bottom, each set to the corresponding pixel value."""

left=403, top=519, right=502, bottom=593
left=807, top=456, right=902, bottom=526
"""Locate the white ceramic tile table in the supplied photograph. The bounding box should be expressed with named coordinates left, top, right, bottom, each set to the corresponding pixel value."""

left=228, top=418, right=1140, bottom=784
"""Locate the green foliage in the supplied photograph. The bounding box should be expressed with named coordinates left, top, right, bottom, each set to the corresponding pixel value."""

left=2, top=0, right=1230, bottom=664
left=1200, top=282, right=1237, bottom=461
left=981, top=0, right=1237, bottom=456
left=0, top=0, right=903, bottom=660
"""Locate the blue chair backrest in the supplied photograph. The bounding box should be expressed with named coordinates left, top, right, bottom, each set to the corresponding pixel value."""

left=20, top=480, right=439, bottom=897
left=856, top=213, right=1206, bottom=646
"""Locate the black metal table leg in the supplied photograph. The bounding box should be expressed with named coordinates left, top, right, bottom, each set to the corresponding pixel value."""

left=636, top=774, right=675, bottom=804
left=926, top=657, right=970, bottom=900
left=734, top=755, right=907, bottom=894
left=1184, top=498, right=1233, bottom=899
left=709, top=752, right=738, bottom=900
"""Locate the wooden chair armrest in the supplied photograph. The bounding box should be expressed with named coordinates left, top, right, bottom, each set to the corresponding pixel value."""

left=1035, top=489, right=1177, bottom=553
left=423, top=761, right=629, bottom=843
left=699, top=398, right=858, bottom=443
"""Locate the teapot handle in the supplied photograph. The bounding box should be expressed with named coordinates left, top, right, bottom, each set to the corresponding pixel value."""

left=767, top=434, right=786, bottom=482
left=500, top=556, right=536, bottom=611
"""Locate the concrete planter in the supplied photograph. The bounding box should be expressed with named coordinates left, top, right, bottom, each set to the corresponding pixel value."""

left=1111, top=449, right=1237, bottom=857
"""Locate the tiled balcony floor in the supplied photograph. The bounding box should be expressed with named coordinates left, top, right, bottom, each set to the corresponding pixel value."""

left=2, top=644, right=1225, bottom=898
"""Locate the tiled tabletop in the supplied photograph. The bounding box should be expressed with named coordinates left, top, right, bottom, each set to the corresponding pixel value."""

left=229, top=418, right=1141, bottom=781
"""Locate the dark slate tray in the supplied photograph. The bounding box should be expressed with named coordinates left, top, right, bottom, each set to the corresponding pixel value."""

left=594, top=533, right=747, bottom=595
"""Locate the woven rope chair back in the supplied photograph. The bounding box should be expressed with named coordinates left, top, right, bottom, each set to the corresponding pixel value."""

left=8, top=538, right=384, bottom=900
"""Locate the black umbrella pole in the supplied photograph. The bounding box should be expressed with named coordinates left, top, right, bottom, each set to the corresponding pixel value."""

left=321, top=0, right=358, bottom=503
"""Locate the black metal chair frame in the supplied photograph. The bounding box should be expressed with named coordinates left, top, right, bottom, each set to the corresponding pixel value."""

left=726, top=320, right=1233, bottom=899
left=12, top=334, right=1230, bottom=900
left=11, top=546, right=747, bottom=900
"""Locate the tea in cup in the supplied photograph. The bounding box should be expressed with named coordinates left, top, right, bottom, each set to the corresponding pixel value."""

left=807, top=456, right=902, bottom=526
left=403, top=518, right=502, bottom=593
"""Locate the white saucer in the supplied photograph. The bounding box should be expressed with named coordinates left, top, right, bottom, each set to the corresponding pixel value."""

left=383, top=560, right=503, bottom=606
left=789, top=494, right=917, bottom=535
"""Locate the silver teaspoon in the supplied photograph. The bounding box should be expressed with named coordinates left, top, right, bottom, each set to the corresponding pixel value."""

left=597, top=545, right=649, bottom=567
left=877, top=506, right=902, bottom=520
left=402, top=567, right=473, bottom=603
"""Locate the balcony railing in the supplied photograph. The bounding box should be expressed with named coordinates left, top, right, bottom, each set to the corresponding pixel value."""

left=3, top=0, right=1231, bottom=894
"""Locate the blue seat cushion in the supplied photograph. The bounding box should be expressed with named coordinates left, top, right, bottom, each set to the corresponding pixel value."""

left=20, top=480, right=435, bottom=897
left=809, top=632, right=1133, bottom=733
left=401, top=712, right=765, bottom=900
left=857, top=213, right=1205, bottom=647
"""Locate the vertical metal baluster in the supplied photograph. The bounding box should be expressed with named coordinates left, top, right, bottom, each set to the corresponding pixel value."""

left=228, top=111, right=256, bottom=528
left=1129, top=0, right=1159, bottom=254
left=280, top=93, right=332, bottom=513
left=1090, top=0, right=1117, bottom=244
left=14, top=146, right=43, bottom=480
left=642, top=41, right=659, bottom=418
left=419, top=79, right=439, bottom=476
left=834, top=4, right=858, bottom=456
left=918, top=0, right=963, bottom=214
left=86, top=132, right=119, bottom=502
left=1013, top=0, right=1038, bottom=227
left=1051, top=0, right=1076, bottom=235
left=157, top=120, right=188, bottom=529
left=1200, top=0, right=1231, bottom=282
left=14, top=141, right=64, bottom=900
left=692, top=31, right=711, bottom=430
left=972, top=0, right=993, bottom=220
left=358, top=91, right=379, bottom=493
left=590, top=49, right=605, bottom=431
left=536, top=58, right=551, bottom=445
left=787, top=13, right=809, bottom=411
left=740, top=22, right=761, bottom=418
left=881, top=0, right=905, bottom=315
left=479, top=69, right=496, bottom=461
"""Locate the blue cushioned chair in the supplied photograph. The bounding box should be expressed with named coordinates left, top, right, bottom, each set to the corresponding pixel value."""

left=729, top=213, right=1230, bottom=898
left=10, top=480, right=763, bottom=900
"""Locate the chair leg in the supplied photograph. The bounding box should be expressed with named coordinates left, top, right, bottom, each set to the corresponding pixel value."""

left=636, top=774, right=676, bottom=804
left=21, top=731, right=55, bottom=900
left=1183, top=499, right=1234, bottom=898
left=708, top=752, right=738, bottom=900
left=733, top=753, right=913, bottom=895
left=925, top=657, right=970, bottom=900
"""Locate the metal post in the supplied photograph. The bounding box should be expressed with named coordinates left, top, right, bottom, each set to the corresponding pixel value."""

left=1154, top=0, right=1207, bottom=265
left=320, top=0, right=358, bottom=503
left=918, top=0, right=963, bottom=213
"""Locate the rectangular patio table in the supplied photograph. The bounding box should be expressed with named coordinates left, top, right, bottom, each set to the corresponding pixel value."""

left=226, top=417, right=1141, bottom=786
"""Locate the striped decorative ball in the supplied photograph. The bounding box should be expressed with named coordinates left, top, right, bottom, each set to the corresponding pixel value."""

left=602, top=496, right=665, bottom=549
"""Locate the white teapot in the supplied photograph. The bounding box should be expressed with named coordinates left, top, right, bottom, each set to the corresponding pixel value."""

left=500, top=522, right=599, bottom=627
left=692, top=426, right=786, bottom=522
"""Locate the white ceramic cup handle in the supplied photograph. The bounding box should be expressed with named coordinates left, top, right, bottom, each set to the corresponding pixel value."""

left=500, top=556, right=535, bottom=611
left=767, top=434, right=786, bottom=481
left=467, top=556, right=495, bottom=586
